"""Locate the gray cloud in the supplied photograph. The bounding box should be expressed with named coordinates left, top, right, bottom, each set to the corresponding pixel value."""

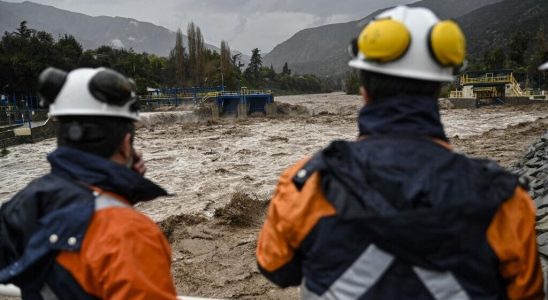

left=4, top=0, right=414, bottom=53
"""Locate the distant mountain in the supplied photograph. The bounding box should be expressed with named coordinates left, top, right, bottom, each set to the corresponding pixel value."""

left=0, top=1, right=249, bottom=62
left=263, top=0, right=506, bottom=76
left=457, top=0, right=548, bottom=57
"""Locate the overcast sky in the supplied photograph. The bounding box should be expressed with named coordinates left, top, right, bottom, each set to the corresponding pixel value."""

left=6, top=0, right=414, bottom=53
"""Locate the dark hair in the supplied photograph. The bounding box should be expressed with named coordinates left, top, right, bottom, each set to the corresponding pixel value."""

left=57, top=116, right=135, bottom=158
left=359, top=70, right=441, bottom=100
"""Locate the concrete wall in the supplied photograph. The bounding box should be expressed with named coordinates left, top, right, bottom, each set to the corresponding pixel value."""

left=0, top=119, right=57, bottom=148
left=265, top=103, right=277, bottom=117
left=31, top=110, right=49, bottom=121
left=448, top=98, right=477, bottom=109
left=31, top=119, right=57, bottom=142
left=0, top=130, right=15, bottom=148
left=504, top=97, right=542, bottom=105
left=448, top=97, right=547, bottom=109
left=237, top=103, right=248, bottom=119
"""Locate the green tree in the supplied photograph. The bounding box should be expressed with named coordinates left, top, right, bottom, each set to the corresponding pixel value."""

left=169, top=28, right=186, bottom=86
left=231, top=53, right=245, bottom=69
left=56, top=34, right=83, bottom=70
left=196, top=26, right=205, bottom=85
left=244, top=48, right=262, bottom=84
left=533, top=27, right=548, bottom=64
left=220, top=40, right=231, bottom=86
left=483, top=48, right=506, bottom=70
left=187, top=22, right=206, bottom=86
left=508, top=30, right=529, bottom=67
left=220, top=40, right=243, bottom=89
left=0, top=22, right=57, bottom=94
left=282, top=62, right=291, bottom=75
left=187, top=22, right=197, bottom=85
left=0, top=22, right=174, bottom=96
left=344, top=70, right=360, bottom=95
left=530, top=27, right=548, bottom=89
left=260, top=66, right=276, bottom=81
left=14, top=21, right=32, bottom=38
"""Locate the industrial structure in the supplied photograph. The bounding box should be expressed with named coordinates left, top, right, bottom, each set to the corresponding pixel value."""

left=449, top=70, right=525, bottom=100
left=0, top=95, right=51, bottom=148
left=448, top=70, right=548, bottom=106
left=141, top=86, right=275, bottom=117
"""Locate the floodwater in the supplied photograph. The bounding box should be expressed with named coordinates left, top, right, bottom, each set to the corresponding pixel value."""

left=1, top=93, right=547, bottom=221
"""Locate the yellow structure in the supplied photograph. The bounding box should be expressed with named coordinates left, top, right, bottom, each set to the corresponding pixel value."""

left=449, top=71, right=525, bottom=99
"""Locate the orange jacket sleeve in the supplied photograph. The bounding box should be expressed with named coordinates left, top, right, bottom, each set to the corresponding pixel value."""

left=57, top=207, right=178, bottom=300
left=487, top=187, right=544, bottom=300
left=257, top=159, right=336, bottom=286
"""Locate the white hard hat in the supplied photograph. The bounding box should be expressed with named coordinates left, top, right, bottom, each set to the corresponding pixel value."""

left=540, top=62, right=548, bottom=71
left=38, top=67, right=139, bottom=121
left=348, top=6, right=466, bottom=82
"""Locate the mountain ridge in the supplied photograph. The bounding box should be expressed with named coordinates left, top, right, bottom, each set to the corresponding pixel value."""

left=457, top=0, right=547, bottom=57
left=0, top=0, right=250, bottom=62
left=263, top=0, right=508, bottom=76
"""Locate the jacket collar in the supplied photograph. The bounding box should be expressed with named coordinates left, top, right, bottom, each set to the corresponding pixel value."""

left=358, top=95, right=448, bottom=141
left=48, top=147, right=167, bottom=205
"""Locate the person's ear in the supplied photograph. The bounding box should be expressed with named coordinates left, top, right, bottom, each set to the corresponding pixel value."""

left=119, top=133, right=133, bottom=160
left=361, top=87, right=372, bottom=105
left=110, top=133, right=133, bottom=166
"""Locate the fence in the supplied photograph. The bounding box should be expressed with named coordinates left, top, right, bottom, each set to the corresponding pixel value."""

left=139, top=87, right=275, bottom=108
left=0, top=95, right=44, bottom=128
left=0, top=107, right=32, bottom=128
left=0, top=95, right=40, bottom=110
left=140, top=86, right=225, bottom=107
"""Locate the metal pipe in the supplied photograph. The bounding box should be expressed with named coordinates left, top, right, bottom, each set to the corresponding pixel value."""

left=0, top=284, right=21, bottom=297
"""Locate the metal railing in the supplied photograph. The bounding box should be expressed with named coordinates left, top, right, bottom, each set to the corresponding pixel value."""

left=0, top=95, right=44, bottom=127
left=509, top=75, right=524, bottom=96
left=141, top=88, right=274, bottom=107
left=449, top=91, right=476, bottom=99
left=0, top=107, right=33, bottom=128
left=449, top=91, right=464, bottom=98
left=460, top=74, right=514, bottom=85
left=240, top=88, right=272, bottom=95
left=0, top=284, right=219, bottom=299
left=473, top=87, right=497, bottom=92
left=458, top=73, right=526, bottom=97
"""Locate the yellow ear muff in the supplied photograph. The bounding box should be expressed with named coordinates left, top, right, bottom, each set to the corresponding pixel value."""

left=358, top=19, right=411, bottom=63
left=429, top=20, right=466, bottom=66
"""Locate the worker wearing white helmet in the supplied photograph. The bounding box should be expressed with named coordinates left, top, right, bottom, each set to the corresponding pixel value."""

left=257, top=6, right=543, bottom=299
left=0, top=67, right=178, bottom=299
left=347, top=6, right=466, bottom=82
left=46, top=67, right=140, bottom=121
left=540, top=61, right=548, bottom=70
